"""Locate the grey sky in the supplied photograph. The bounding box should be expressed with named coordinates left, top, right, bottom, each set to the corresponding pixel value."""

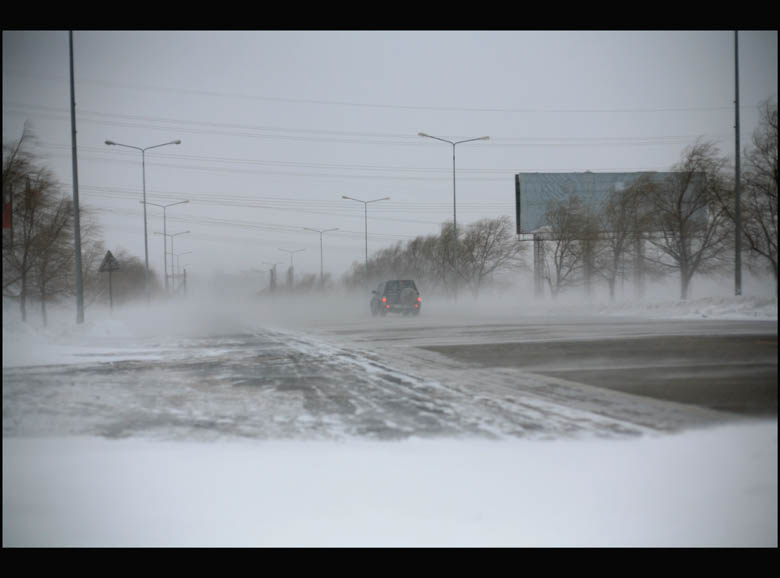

left=3, top=30, right=777, bottom=280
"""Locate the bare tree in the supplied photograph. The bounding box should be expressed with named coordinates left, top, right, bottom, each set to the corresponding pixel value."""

left=731, top=100, right=777, bottom=285
left=2, top=124, right=35, bottom=216
left=2, top=128, right=37, bottom=320
left=341, top=217, right=525, bottom=296
left=2, top=163, right=70, bottom=321
left=459, top=216, right=527, bottom=297
left=595, top=176, right=655, bottom=300
left=645, top=141, right=732, bottom=300
left=541, top=194, right=590, bottom=297
left=29, top=197, right=74, bottom=327
left=401, top=234, right=440, bottom=288
left=79, top=225, right=108, bottom=309
left=3, top=130, right=106, bottom=323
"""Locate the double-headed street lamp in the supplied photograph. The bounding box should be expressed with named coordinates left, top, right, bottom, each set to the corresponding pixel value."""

left=341, top=195, right=390, bottom=276
left=418, top=132, right=489, bottom=297
left=303, top=227, right=338, bottom=285
left=154, top=229, right=189, bottom=290
left=105, top=139, right=181, bottom=297
left=279, top=248, right=305, bottom=287
left=142, top=199, right=188, bottom=292
left=172, top=251, right=192, bottom=280
left=262, top=261, right=285, bottom=292
left=278, top=248, right=305, bottom=267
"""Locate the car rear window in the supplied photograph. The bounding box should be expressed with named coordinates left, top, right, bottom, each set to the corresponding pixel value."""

left=384, top=280, right=417, bottom=293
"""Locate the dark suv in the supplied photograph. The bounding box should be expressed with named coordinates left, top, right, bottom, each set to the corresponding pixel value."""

left=370, top=280, right=422, bottom=316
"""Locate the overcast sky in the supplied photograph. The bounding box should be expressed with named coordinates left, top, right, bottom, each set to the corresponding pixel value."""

left=3, top=30, right=777, bottom=280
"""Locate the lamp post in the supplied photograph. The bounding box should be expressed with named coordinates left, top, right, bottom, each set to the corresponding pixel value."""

left=154, top=229, right=189, bottom=290
left=172, top=251, right=192, bottom=280
left=142, top=199, right=188, bottom=292
left=278, top=248, right=305, bottom=267
left=279, top=248, right=305, bottom=287
left=262, top=261, right=285, bottom=292
left=105, top=139, right=181, bottom=298
left=183, top=264, right=191, bottom=295
left=303, top=227, right=338, bottom=286
left=418, top=132, right=488, bottom=298
left=341, top=195, right=390, bottom=277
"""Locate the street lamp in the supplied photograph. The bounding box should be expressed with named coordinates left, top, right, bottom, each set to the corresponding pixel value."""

left=172, top=251, right=192, bottom=280
left=341, top=195, right=390, bottom=276
left=105, top=139, right=181, bottom=297
left=303, top=227, right=338, bottom=285
left=418, top=132, right=489, bottom=298
left=278, top=248, right=305, bottom=267
left=142, top=199, right=188, bottom=292
left=279, top=248, right=305, bottom=287
left=154, top=229, right=189, bottom=290
left=262, top=261, right=285, bottom=292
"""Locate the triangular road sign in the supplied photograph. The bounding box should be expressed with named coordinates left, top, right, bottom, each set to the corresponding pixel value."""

left=98, top=250, right=120, bottom=272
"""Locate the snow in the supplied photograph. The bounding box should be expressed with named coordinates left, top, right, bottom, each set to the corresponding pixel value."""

left=2, top=294, right=777, bottom=547
left=3, top=294, right=776, bottom=369
left=3, top=424, right=777, bottom=547
left=589, top=295, right=778, bottom=321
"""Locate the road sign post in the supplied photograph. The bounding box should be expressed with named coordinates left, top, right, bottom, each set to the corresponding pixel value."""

left=98, top=251, right=120, bottom=311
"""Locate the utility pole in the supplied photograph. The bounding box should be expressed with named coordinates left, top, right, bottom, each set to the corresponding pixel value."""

left=69, top=31, right=84, bottom=324
left=734, top=30, right=742, bottom=296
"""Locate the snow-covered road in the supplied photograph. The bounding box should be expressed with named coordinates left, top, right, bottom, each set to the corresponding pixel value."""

left=0, top=327, right=664, bottom=441
left=7, top=314, right=774, bottom=441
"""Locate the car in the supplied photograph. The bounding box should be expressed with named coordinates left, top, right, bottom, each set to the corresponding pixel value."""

left=370, top=280, right=422, bottom=317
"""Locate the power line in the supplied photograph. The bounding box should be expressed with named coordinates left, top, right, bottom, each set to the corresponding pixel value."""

left=3, top=70, right=747, bottom=114
left=81, top=187, right=501, bottom=226
left=36, top=143, right=678, bottom=182
left=6, top=102, right=734, bottom=149
left=94, top=206, right=423, bottom=241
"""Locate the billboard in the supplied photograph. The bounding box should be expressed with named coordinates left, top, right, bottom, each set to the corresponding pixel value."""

left=514, top=171, right=675, bottom=234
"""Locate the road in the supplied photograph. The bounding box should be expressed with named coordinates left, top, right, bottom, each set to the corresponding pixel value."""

left=3, top=306, right=777, bottom=441
left=308, top=314, right=778, bottom=417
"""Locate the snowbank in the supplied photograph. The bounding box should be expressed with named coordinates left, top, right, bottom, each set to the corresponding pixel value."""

left=3, top=421, right=776, bottom=547
left=589, top=295, right=778, bottom=321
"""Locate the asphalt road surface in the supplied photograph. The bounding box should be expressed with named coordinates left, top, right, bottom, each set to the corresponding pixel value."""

left=307, top=313, right=778, bottom=426
left=421, top=334, right=776, bottom=416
